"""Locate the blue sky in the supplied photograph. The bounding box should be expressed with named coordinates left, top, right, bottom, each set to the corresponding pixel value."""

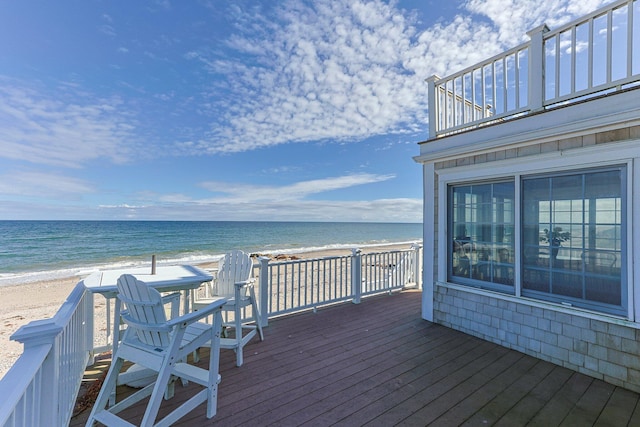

left=0, top=0, right=611, bottom=222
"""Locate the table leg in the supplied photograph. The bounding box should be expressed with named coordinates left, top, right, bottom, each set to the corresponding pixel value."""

left=113, top=298, right=121, bottom=355
left=182, top=290, right=190, bottom=314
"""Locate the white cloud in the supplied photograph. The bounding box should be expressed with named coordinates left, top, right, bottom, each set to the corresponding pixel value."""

left=98, top=203, right=147, bottom=209
left=464, top=0, right=612, bottom=44
left=99, top=24, right=117, bottom=37
left=94, top=197, right=422, bottom=222
left=81, top=173, right=419, bottom=222
left=187, top=0, right=612, bottom=155
left=0, top=79, right=137, bottom=167
left=0, top=171, right=93, bottom=199
left=186, top=0, right=429, bottom=154
left=199, top=173, right=395, bottom=202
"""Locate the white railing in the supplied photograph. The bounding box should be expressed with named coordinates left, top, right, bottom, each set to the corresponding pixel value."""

left=258, top=254, right=353, bottom=317
left=257, top=245, right=422, bottom=321
left=361, top=248, right=418, bottom=296
left=428, top=0, right=640, bottom=138
left=0, top=283, right=94, bottom=427
left=0, top=245, right=421, bottom=426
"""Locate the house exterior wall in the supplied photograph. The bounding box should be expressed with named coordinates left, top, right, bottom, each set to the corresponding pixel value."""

left=433, top=126, right=640, bottom=170
left=418, top=114, right=640, bottom=392
left=434, top=284, right=640, bottom=392
left=417, top=0, right=640, bottom=396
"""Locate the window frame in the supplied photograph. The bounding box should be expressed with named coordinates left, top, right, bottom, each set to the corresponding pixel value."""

left=447, top=179, right=516, bottom=293
left=437, top=144, right=635, bottom=318
left=520, top=166, right=627, bottom=316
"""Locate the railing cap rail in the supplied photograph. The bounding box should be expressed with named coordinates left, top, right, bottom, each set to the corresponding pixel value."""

left=11, top=319, right=62, bottom=347
left=432, top=39, right=531, bottom=86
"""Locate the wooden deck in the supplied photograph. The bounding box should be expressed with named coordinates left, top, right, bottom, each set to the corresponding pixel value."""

left=71, top=289, right=640, bottom=426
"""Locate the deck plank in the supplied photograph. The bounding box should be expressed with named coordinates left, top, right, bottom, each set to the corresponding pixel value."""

left=427, top=352, right=538, bottom=426
left=494, top=365, right=574, bottom=426
left=71, top=289, right=640, bottom=426
left=459, top=359, right=555, bottom=426
left=595, top=387, right=640, bottom=426
left=528, top=372, right=594, bottom=425
left=560, top=379, right=615, bottom=426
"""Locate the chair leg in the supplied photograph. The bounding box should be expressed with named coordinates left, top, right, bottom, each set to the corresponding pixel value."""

left=235, top=303, right=243, bottom=367
left=253, top=300, right=264, bottom=341
left=86, top=356, right=124, bottom=426
left=249, top=287, right=264, bottom=341
left=141, top=351, right=179, bottom=425
left=207, top=311, right=223, bottom=418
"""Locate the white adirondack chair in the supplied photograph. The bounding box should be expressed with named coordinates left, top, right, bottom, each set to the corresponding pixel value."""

left=86, top=274, right=226, bottom=427
left=193, top=250, right=264, bottom=367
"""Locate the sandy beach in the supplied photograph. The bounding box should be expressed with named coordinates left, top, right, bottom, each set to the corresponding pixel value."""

left=0, top=243, right=416, bottom=379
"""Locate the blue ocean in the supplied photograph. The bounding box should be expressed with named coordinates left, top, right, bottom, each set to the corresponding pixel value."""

left=0, top=221, right=422, bottom=285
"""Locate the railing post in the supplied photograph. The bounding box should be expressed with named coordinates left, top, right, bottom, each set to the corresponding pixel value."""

left=527, top=24, right=549, bottom=112
left=411, top=243, right=423, bottom=289
left=85, top=291, right=96, bottom=365
left=258, top=256, right=270, bottom=327
left=351, top=248, right=362, bottom=304
left=11, top=320, right=63, bottom=425
left=426, top=75, right=440, bottom=139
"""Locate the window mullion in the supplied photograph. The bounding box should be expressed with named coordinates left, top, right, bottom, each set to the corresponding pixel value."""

left=514, top=174, right=522, bottom=296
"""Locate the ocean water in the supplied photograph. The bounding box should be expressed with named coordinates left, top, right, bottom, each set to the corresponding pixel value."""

left=0, top=221, right=422, bottom=285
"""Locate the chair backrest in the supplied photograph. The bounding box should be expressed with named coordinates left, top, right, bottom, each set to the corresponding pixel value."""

left=117, top=274, right=172, bottom=348
left=216, top=250, right=253, bottom=298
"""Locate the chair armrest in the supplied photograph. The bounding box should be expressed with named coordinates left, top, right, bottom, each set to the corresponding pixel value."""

left=161, top=292, right=181, bottom=318
left=199, top=269, right=219, bottom=298
left=234, top=278, right=255, bottom=289
left=167, top=297, right=227, bottom=327
left=161, top=292, right=181, bottom=304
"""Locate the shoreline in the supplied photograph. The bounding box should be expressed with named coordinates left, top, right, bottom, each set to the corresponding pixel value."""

left=0, top=243, right=418, bottom=379
left=0, top=240, right=421, bottom=287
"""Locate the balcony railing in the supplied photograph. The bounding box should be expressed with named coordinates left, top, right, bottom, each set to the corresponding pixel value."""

left=427, top=0, right=640, bottom=138
left=257, top=246, right=421, bottom=320
left=0, top=245, right=421, bottom=426
left=0, top=283, right=93, bottom=427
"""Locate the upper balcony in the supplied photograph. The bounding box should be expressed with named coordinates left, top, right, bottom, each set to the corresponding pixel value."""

left=426, top=0, right=640, bottom=140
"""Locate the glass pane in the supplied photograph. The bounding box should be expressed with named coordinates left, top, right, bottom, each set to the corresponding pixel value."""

left=494, top=59, right=505, bottom=114
left=586, top=170, right=621, bottom=198
left=575, top=22, right=589, bottom=92
left=593, top=14, right=608, bottom=86
left=545, top=36, right=557, bottom=99
left=518, top=49, right=528, bottom=107
left=483, top=64, right=494, bottom=117
left=552, top=271, right=582, bottom=298
left=523, top=268, right=549, bottom=292
left=521, top=168, right=624, bottom=314
left=506, top=53, right=516, bottom=111
left=552, top=175, right=582, bottom=200
left=559, top=29, right=572, bottom=96
left=586, top=276, right=621, bottom=305
left=449, top=181, right=515, bottom=289
left=611, top=6, right=628, bottom=82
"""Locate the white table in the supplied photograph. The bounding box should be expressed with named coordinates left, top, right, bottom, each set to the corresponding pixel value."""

left=84, top=265, right=213, bottom=353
